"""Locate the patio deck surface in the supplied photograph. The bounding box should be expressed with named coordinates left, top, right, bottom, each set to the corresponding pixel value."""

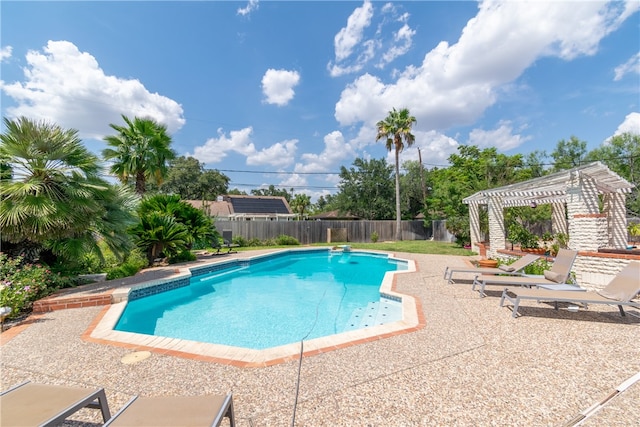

left=1, top=250, right=638, bottom=426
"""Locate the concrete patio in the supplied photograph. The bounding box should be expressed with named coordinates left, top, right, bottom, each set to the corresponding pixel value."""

left=1, top=251, right=638, bottom=426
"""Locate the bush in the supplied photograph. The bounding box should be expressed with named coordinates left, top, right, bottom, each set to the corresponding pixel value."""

left=371, top=231, right=379, bottom=243
left=104, top=249, right=148, bottom=280
left=523, top=258, right=552, bottom=275
left=232, top=236, right=248, bottom=247
left=275, top=235, right=300, bottom=245
left=245, top=238, right=262, bottom=247
left=0, top=254, right=75, bottom=318
left=446, top=216, right=471, bottom=247
left=168, top=250, right=197, bottom=264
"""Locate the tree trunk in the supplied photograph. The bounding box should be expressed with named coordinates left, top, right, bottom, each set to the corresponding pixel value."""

left=135, top=170, right=146, bottom=195
left=395, top=148, right=402, bottom=241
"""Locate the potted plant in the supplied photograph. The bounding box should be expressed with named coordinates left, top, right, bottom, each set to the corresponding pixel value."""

left=508, top=223, right=540, bottom=253
left=477, top=258, right=499, bottom=268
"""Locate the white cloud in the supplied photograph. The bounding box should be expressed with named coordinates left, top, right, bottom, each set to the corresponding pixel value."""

left=0, top=40, right=185, bottom=139
left=0, top=45, right=12, bottom=62
left=190, top=127, right=256, bottom=164
left=328, top=0, right=415, bottom=77
left=237, top=0, right=259, bottom=16
left=614, top=52, right=640, bottom=81
left=261, top=68, right=301, bottom=106
left=333, top=0, right=374, bottom=62
left=190, top=127, right=297, bottom=168
left=247, top=139, right=297, bottom=168
left=386, top=130, right=459, bottom=167
left=335, top=1, right=633, bottom=134
left=613, top=112, right=640, bottom=136
left=295, top=131, right=356, bottom=173
left=377, top=23, right=415, bottom=68
left=468, top=121, right=532, bottom=151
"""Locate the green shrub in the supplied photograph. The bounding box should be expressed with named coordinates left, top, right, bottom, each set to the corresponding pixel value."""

left=245, top=238, right=262, bottom=247
left=371, top=231, right=379, bottom=243
left=0, top=254, right=75, bottom=318
left=104, top=248, right=147, bottom=280
left=168, top=250, right=197, bottom=264
left=523, top=258, right=552, bottom=275
left=232, top=236, right=248, bottom=247
left=275, top=234, right=300, bottom=245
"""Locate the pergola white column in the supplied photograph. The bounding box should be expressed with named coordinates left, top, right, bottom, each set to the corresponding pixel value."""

left=487, top=196, right=505, bottom=258
left=551, top=202, right=568, bottom=235
left=567, top=176, right=608, bottom=251
left=604, top=192, right=628, bottom=248
left=468, top=202, right=483, bottom=253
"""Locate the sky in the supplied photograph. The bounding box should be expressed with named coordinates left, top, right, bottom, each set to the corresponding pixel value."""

left=1, top=1, right=639, bottom=201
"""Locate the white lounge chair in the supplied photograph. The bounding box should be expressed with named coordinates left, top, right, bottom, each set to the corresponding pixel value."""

left=472, top=249, right=579, bottom=297
left=0, top=381, right=111, bottom=426
left=443, top=254, right=539, bottom=284
left=500, top=261, right=640, bottom=318
left=104, top=393, right=235, bottom=427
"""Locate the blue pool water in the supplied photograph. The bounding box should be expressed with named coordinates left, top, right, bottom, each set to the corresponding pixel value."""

left=115, top=250, right=407, bottom=349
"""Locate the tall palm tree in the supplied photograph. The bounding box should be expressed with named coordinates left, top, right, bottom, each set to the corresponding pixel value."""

left=0, top=116, right=136, bottom=262
left=103, top=115, right=176, bottom=195
left=376, top=108, right=417, bottom=241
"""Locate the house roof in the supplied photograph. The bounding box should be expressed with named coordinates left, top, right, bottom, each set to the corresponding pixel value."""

left=462, top=161, right=635, bottom=208
left=184, top=195, right=294, bottom=219
left=226, top=195, right=292, bottom=215
left=185, top=200, right=233, bottom=217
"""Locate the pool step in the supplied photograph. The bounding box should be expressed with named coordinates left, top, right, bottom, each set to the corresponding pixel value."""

left=343, top=299, right=402, bottom=332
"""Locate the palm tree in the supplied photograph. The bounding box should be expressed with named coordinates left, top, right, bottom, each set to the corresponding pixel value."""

left=376, top=108, right=417, bottom=241
left=290, top=193, right=311, bottom=219
left=0, top=116, right=136, bottom=262
left=103, top=115, right=176, bottom=195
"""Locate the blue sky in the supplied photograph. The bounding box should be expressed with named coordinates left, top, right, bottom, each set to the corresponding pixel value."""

left=1, top=1, right=639, bottom=200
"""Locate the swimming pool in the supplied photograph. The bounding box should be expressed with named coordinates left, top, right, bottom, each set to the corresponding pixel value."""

left=114, top=249, right=406, bottom=349
left=90, top=248, right=420, bottom=366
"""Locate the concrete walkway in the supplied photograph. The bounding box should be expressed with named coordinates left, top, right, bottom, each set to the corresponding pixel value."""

left=1, top=250, right=639, bottom=426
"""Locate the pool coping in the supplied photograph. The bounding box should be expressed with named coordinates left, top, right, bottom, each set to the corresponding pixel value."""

left=85, top=248, right=425, bottom=367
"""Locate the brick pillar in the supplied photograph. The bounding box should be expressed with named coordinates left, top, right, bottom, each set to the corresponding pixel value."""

left=551, top=202, right=568, bottom=235
left=487, top=196, right=505, bottom=258
left=567, top=176, right=606, bottom=251
left=604, top=192, right=628, bottom=248
left=469, top=202, right=483, bottom=253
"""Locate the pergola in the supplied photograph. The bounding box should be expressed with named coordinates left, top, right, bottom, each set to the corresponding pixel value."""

left=462, top=162, right=635, bottom=258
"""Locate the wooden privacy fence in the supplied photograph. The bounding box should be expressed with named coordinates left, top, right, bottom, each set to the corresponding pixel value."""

left=213, top=220, right=429, bottom=244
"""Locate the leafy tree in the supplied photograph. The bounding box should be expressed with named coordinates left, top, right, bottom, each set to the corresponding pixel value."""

left=550, top=136, right=587, bottom=171
left=335, top=157, right=395, bottom=220
left=0, top=116, right=137, bottom=263
left=251, top=185, right=293, bottom=202
left=129, top=212, right=189, bottom=264
left=103, top=115, right=176, bottom=195
left=227, top=188, right=247, bottom=195
left=157, top=156, right=229, bottom=200
left=135, top=194, right=216, bottom=251
left=290, top=193, right=311, bottom=219
left=400, top=160, right=428, bottom=220
left=585, top=132, right=640, bottom=214
left=376, top=107, right=417, bottom=240
left=312, top=194, right=338, bottom=214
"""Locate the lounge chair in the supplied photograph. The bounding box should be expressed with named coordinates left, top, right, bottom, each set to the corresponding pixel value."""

left=500, top=261, right=640, bottom=318
left=213, top=239, right=238, bottom=255
left=443, top=254, right=539, bottom=284
left=104, top=393, right=235, bottom=427
left=0, top=381, right=111, bottom=426
left=472, top=248, right=579, bottom=297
